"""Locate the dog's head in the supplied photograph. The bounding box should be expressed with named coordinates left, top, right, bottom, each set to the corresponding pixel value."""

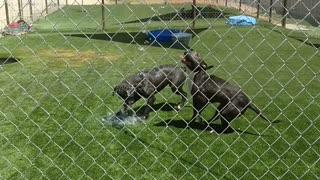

left=180, top=50, right=207, bottom=72
left=113, top=82, right=141, bottom=106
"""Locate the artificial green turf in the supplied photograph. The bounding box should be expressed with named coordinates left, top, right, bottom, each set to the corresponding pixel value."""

left=0, top=4, right=319, bottom=179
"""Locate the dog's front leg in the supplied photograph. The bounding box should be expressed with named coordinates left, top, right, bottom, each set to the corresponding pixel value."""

left=121, top=103, right=134, bottom=116
left=121, top=104, right=128, bottom=114
left=143, top=95, right=156, bottom=119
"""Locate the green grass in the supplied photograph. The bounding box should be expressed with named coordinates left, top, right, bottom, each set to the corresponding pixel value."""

left=1, top=4, right=319, bottom=179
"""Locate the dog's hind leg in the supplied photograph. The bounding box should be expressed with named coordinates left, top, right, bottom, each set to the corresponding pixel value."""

left=171, top=85, right=187, bottom=110
left=143, top=95, right=156, bottom=119
left=190, top=95, right=207, bottom=124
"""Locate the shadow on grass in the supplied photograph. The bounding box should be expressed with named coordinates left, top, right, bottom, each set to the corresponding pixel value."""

left=155, top=119, right=235, bottom=134
left=123, top=6, right=227, bottom=24
left=155, top=119, right=265, bottom=136
left=0, top=57, right=19, bottom=65
left=261, top=23, right=320, bottom=49
left=290, top=37, right=320, bottom=48
left=134, top=102, right=178, bottom=116
left=68, top=28, right=208, bottom=50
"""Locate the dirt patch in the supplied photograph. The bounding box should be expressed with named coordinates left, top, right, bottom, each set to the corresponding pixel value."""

left=38, top=49, right=122, bottom=67
left=276, top=23, right=310, bottom=31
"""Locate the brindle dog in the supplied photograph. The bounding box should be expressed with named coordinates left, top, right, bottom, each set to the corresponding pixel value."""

left=180, top=50, right=278, bottom=132
left=114, top=65, right=187, bottom=119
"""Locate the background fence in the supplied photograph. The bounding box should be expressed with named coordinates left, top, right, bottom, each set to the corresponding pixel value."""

left=0, top=0, right=319, bottom=179
left=2, top=0, right=320, bottom=31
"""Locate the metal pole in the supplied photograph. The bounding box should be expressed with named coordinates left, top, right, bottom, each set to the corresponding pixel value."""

left=102, top=0, right=106, bottom=31
left=239, top=0, right=242, bottom=11
left=45, top=0, right=48, bottom=14
left=29, top=0, right=33, bottom=22
left=18, top=0, right=22, bottom=19
left=282, top=0, right=288, bottom=27
left=192, top=0, right=196, bottom=29
left=257, top=0, right=260, bottom=18
left=5, top=0, right=10, bottom=24
left=269, top=0, right=273, bottom=23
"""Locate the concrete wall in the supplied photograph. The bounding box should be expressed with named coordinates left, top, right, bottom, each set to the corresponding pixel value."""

left=1, top=0, right=319, bottom=31
left=0, top=0, right=62, bottom=30
left=260, top=0, right=320, bottom=26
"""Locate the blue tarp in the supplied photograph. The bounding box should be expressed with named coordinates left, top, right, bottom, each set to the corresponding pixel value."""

left=226, top=15, right=257, bottom=26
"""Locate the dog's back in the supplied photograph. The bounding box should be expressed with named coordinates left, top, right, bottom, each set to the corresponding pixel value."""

left=143, top=65, right=186, bottom=91
left=192, top=71, right=248, bottom=104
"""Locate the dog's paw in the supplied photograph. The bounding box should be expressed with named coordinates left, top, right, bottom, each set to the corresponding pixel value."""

left=175, top=105, right=182, bottom=111
left=210, top=129, right=216, bottom=134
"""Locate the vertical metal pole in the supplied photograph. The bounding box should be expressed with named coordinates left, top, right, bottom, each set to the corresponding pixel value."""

left=269, top=0, right=273, bottom=23
left=5, top=0, right=10, bottom=24
left=282, top=0, right=288, bottom=27
left=18, top=0, right=22, bottom=19
left=57, top=0, right=60, bottom=8
left=239, top=0, right=242, bottom=11
left=225, top=0, right=227, bottom=7
left=192, top=0, right=196, bottom=29
left=257, top=0, right=260, bottom=18
left=29, top=0, right=33, bottom=22
left=102, top=0, right=106, bottom=31
left=45, top=0, right=48, bottom=14
left=66, top=0, right=68, bottom=5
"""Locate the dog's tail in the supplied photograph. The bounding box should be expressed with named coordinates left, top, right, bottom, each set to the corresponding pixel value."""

left=248, top=103, right=280, bottom=124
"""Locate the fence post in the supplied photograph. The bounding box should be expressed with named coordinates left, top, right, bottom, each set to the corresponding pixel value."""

left=281, top=0, right=288, bottom=27
left=239, top=0, right=242, bottom=11
left=269, top=0, right=273, bottom=23
left=5, top=0, right=10, bottom=24
left=29, top=0, right=33, bottom=22
left=192, top=0, right=196, bottom=29
left=45, top=0, right=48, bottom=14
left=225, top=0, right=227, bottom=7
left=18, top=0, right=22, bottom=19
left=257, top=0, right=260, bottom=18
left=102, top=0, right=106, bottom=31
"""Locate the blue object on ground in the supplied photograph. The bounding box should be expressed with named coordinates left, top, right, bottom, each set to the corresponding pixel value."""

left=147, top=29, right=192, bottom=46
left=226, top=15, right=257, bottom=26
left=171, top=32, right=192, bottom=46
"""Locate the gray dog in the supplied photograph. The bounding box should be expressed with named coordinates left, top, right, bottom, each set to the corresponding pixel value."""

left=180, top=50, right=278, bottom=132
left=114, top=65, right=187, bottom=119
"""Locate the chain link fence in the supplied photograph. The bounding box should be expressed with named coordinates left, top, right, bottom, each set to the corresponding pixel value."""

left=0, top=0, right=319, bottom=179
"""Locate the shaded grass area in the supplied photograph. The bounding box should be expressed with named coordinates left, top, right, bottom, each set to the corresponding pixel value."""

left=0, top=4, right=319, bottom=179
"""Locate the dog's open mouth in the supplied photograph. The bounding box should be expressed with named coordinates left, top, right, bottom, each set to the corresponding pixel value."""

left=180, top=55, right=185, bottom=63
left=180, top=54, right=190, bottom=65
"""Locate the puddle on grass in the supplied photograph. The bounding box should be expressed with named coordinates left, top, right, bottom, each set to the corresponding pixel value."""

left=103, top=111, right=145, bottom=128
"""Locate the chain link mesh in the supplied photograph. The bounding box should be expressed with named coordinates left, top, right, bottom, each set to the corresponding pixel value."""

left=0, top=0, right=319, bottom=179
